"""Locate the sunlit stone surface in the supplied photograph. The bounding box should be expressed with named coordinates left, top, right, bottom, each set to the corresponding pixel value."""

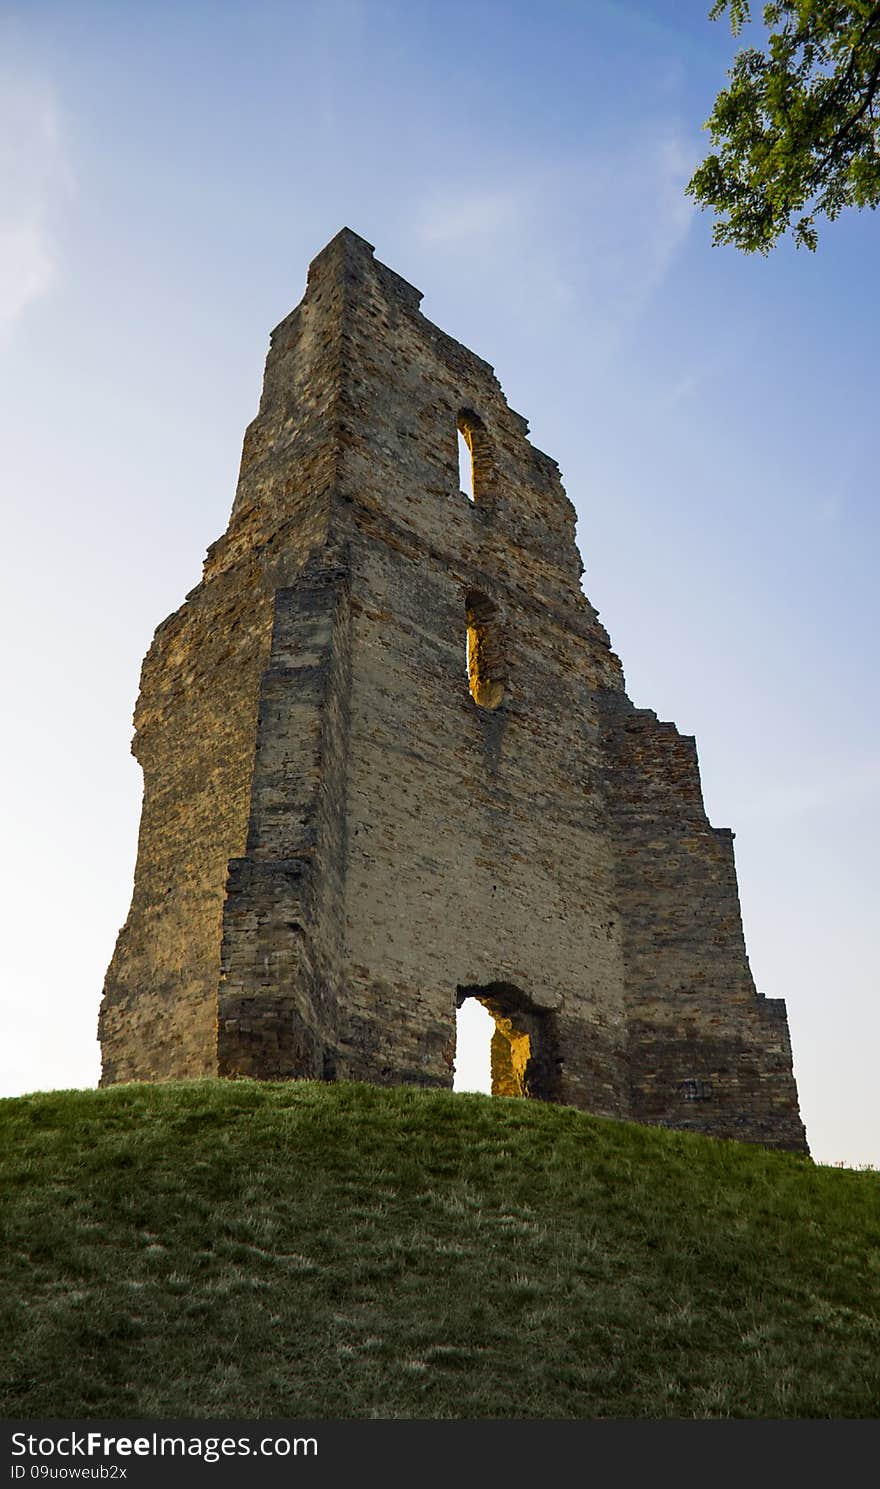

left=98, top=229, right=808, bottom=1153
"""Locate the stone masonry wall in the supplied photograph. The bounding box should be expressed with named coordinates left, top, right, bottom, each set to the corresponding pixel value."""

left=325, top=233, right=630, bottom=1116
left=601, top=699, right=806, bottom=1149
left=217, top=553, right=352, bottom=1078
left=99, top=228, right=807, bottom=1153
left=98, top=249, right=348, bottom=1081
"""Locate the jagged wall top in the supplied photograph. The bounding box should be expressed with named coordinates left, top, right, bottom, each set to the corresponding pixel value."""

left=218, top=227, right=588, bottom=613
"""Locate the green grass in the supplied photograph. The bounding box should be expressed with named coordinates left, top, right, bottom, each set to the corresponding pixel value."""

left=1, top=1080, right=878, bottom=1418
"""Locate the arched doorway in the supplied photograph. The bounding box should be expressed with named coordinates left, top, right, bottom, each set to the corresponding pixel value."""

left=453, top=982, right=562, bottom=1101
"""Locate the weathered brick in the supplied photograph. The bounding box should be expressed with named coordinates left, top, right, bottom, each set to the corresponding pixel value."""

left=98, top=228, right=808, bottom=1153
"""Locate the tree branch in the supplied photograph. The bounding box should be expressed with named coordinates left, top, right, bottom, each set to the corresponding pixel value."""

left=826, top=32, right=880, bottom=152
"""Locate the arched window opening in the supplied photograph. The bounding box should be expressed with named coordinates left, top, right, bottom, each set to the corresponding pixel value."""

left=454, top=984, right=560, bottom=1101
left=457, top=426, right=474, bottom=501
left=457, top=409, right=490, bottom=504
left=465, top=590, right=506, bottom=710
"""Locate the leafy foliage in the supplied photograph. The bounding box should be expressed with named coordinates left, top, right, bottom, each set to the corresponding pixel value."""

left=688, top=2, right=880, bottom=251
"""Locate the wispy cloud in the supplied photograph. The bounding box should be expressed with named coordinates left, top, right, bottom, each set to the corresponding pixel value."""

left=0, top=77, right=72, bottom=328
left=415, top=186, right=526, bottom=248
left=410, top=122, right=697, bottom=345
left=564, top=126, right=696, bottom=335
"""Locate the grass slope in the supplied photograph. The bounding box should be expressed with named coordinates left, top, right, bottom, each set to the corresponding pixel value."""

left=1, top=1080, right=878, bottom=1419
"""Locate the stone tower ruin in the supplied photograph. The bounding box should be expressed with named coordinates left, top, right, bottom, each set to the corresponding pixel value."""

left=99, top=228, right=807, bottom=1152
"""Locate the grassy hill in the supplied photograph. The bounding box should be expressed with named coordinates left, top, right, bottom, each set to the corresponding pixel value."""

left=1, top=1079, right=878, bottom=1419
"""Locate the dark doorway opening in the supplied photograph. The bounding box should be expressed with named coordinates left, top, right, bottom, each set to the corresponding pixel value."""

left=454, top=982, right=561, bottom=1100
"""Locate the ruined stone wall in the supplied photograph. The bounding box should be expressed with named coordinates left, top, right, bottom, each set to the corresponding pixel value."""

left=601, top=701, right=806, bottom=1150
left=99, top=252, right=347, bottom=1081
left=217, top=555, right=352, bottom=1078
left=97, top=565, right=275, bottom=1083
left=99, top=228, right=807, bottom=1153
left=325, top=233, right=631, bottom=1115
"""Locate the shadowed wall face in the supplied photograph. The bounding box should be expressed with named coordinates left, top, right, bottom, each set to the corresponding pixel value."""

left=98, top=229, right=807, bottom=1154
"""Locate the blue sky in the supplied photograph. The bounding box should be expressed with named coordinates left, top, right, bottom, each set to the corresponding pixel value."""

left=1, top=0, right=877, bottom=1165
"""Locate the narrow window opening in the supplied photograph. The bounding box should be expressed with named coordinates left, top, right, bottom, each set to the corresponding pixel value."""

left=465, top=590, right=506, bottom=709
left=457, top=426, right=474, bottom=502
left=457, top=409, right=490, bottom=504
